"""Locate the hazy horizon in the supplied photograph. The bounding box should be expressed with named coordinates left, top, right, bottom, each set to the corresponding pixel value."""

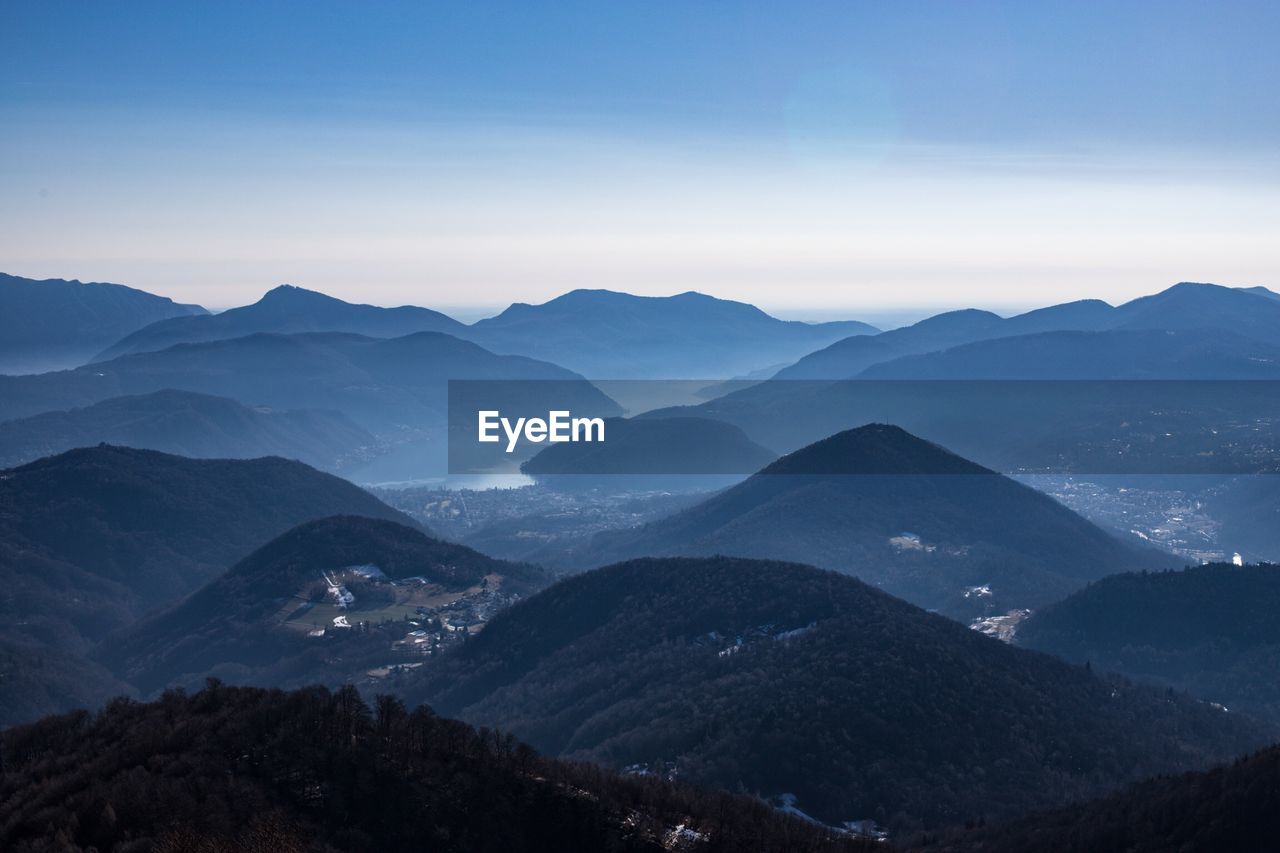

left=4, top=1, right=1279, bottom=313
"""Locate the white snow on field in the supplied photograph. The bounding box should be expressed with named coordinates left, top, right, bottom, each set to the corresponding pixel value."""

left=322, top=571, right=355, bottom=608
left=969, top=609, right=1031, bottom=642
left=348, top=563, right=386, bottom=579
left=662, top=823, right=706, bottom=848
left=889, top=532, right=935, bottom=552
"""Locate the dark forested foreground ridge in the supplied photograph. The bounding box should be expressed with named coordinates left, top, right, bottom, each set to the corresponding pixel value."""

left=0, top=683, right=873, bottom=853
left=1018, top=563, right=1280, bottom=723
left=576, top=424, right=1165, bottom=618
left=402, top=556, right=1272, bottom=831
left=920, top=744, right=1280, bottom=852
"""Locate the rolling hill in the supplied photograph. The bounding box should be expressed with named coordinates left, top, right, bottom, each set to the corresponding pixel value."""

left=0, top=683, right=868, bottom=853
left=0, top=272, right=205, bottom=374
left=94, top=283, right=466, bottom=361
left=0, top=445, right=426, bottom=726
left=575, top=424, right=1164, bottom=617
left=403, top=555, right=1270, bottom=830
left=0, top=389, right=376, bottom=472
left=1017, top=563, right=1280, bottom=723
left=465, top=288, right=878, bottom=378
left=99, top=515, right=549, bottom=695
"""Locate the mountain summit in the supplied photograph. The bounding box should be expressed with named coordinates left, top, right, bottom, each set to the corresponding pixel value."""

left=581, top=424, right=1164, bottom=616
left=466, top=288, right=878, bottom=378
left=759, top=423, right=989, bottom=476
left=0, top=272, right=206, bottom=373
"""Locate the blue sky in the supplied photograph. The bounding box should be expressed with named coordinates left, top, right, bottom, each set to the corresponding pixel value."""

left=3, top=1, right=1278, bottom=319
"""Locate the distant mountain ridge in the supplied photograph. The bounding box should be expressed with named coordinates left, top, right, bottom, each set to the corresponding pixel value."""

left=0, top=330, right=621, bottom=479
left=0, top=389, right=375, bottom=472
left=777, top=282, right=1280, bottom=380
left=94, top=284, right=466, bottom=361
left=464, top=288, right=879, bottom=378
left=90, top=284, right=879, bottom=380
left=858, top=327, right=1280, bottom=379
left=575, top=424, right=1164, bottom=617
left=0, top=272, right=205, bottom=374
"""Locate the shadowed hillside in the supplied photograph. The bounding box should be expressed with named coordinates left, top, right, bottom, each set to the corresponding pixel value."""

left=1018, top=563, right=1280, bottom=723
left=577, top=424, right=1164, bottom=617
left=403, top=556, right=1270, bottom=830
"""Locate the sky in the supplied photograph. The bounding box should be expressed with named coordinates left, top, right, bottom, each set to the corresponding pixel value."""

left=2, top=1, right=1278, bottom=322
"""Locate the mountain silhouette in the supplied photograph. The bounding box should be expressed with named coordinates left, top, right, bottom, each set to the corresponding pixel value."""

left=94, top=283, right=466, bottom=360
left=858, top=327, right=1280, bottom=379
left=776, top=282, right=1280, bottom=380
left=0, top=272, right=205, bottom=374
left=578, top=424, right=1165, bottom=616
left=466, top=288, right=878, bottom=378
left=0, top=389, right=374, bottom=471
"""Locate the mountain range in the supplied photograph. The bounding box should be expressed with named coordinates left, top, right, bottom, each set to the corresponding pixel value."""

left=775, top=282, right=1280, bottom=380
left=463, top=288, right=878, bottom=378
left=93, top=283, right=467, bottom=361
left=403, top=555, right=1269, bottom=830
left=572, top=424, right=1166, bottom=617
left=89, top=284, right=880, bottom=380
left=0, top=389, right=376, bottom=472
left=0, top=330, right=621, bottom=479
left=0, top=273, right=205, bottom=374
left=858, top=327, right=1280, bottom=379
